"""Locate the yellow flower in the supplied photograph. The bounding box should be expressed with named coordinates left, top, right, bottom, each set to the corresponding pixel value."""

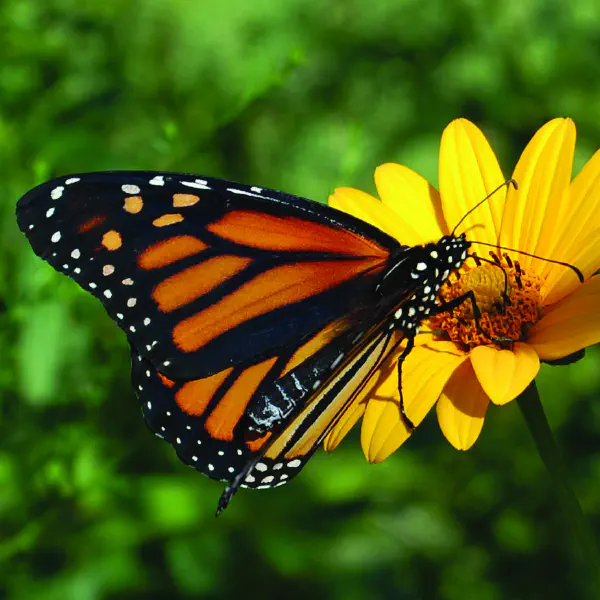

left=324, top=118, right=600, bottom=460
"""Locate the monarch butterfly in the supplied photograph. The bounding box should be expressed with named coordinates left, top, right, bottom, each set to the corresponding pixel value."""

left=17, top=171, right=472, bottom=513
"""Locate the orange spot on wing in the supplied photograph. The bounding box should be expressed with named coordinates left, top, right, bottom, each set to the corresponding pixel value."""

left=175, top=368, right=233, bottom=416
left=245, top=431, right=272, bottom=452
left=138, top=235, right=208, bottom=270
left=173, top=193, right=200, bottom=207
left=208, top=210, right=389, bottom=258
left=153, top=214, right=184, bottom=227
left=158, top=372, right=176, bottom=388
left=152, top=255, right=252, bottom=312
left=204, top=358, right=277, bottom=441
left=173, top=258, right=384, bottom=352
left=124, top=195, right=143, bottom=214
left=102, top=230, right=122, bottom=250
left=79, top=215, right=107, bottom=233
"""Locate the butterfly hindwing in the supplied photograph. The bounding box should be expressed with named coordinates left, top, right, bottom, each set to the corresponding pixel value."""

left=132, top=315, right=400, bottom=492
left=16, top=172, right=400, bottom=381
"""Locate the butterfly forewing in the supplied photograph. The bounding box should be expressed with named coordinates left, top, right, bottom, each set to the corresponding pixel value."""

left=17, top=172, right=398, bottom=381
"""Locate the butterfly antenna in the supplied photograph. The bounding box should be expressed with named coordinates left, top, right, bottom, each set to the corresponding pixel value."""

left=451, top=179, right=518, bottom=237
left=471, top=240, right=584, bottom=282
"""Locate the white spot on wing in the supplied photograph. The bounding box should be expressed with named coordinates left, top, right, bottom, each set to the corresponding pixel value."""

left=181, top=179, right=210, bottom=190
left=331, top=352, right=345, bottom=369
left=227, top=188, right=263, bottom=198
left=122, top=184, right=140, bottom=194
left=51, top=186, right=64, bottom=199
left=51, top=231, right=61, bottom=243
left=149, top=175, right=165, bottom=186
left=46, top=207, right=55, bottom=218
left=65, top=177, right=80, bottom=185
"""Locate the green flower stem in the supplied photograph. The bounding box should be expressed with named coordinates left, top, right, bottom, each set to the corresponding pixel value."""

left=517, top=380, right=600, bottom=589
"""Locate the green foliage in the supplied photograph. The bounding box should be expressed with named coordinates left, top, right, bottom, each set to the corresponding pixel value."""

left=2, top=0, right=600, bottom=598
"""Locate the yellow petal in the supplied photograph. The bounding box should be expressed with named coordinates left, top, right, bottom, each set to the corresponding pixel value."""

left=529, top=276, right=600, bottom=360
left=329, top=187, right=421, bottom=243
left=470, top=343, right=540, bottom=405
left=542, top=225, right=600, bottom=307
left=374, top=163, right=446, bottom=244
left=436, top=360, right=489, bottom=450
left=439, top=118, right=506, bottom=245
left=543, top=149, right=600, bottom=305
left=499, top=118, right=575, bottom=268
left=361, top=341, right=467, bottom=462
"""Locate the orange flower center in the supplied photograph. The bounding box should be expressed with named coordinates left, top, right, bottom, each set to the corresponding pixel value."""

left=427, top=257, right=544, bottom=349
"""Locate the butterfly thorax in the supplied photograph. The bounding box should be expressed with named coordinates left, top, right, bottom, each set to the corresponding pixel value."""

left=376, top=233, right=471, bottom=334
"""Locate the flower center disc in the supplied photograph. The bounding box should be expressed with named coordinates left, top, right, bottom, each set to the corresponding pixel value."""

left=428, top=259, right=544, bottom=348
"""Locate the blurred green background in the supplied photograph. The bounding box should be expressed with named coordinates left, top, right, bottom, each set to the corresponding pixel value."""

left=2, top=1, right=600, bottom=599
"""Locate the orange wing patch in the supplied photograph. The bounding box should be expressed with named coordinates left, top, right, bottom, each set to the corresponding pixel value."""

left=204, top=358, right=278, bottom=441
left=208, top=210, right=389, bottom=258
left=173, top=257, right=384, bottom=353
left=152, top=255, right=252, bottom=312
left=173, top=193, right=200, bottom=207
left=79, top=215, right=107, bottom=233
left=139, top=235, right=208, bottom=270
left=153, top=214, right=184, bottom=227
left=175, top=368, right=233, bottom=416
left=101, top=230, right=123, bottom=250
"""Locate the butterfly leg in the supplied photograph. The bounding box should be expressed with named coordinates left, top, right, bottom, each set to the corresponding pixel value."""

left=396, top=335, right=416, bottom=432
